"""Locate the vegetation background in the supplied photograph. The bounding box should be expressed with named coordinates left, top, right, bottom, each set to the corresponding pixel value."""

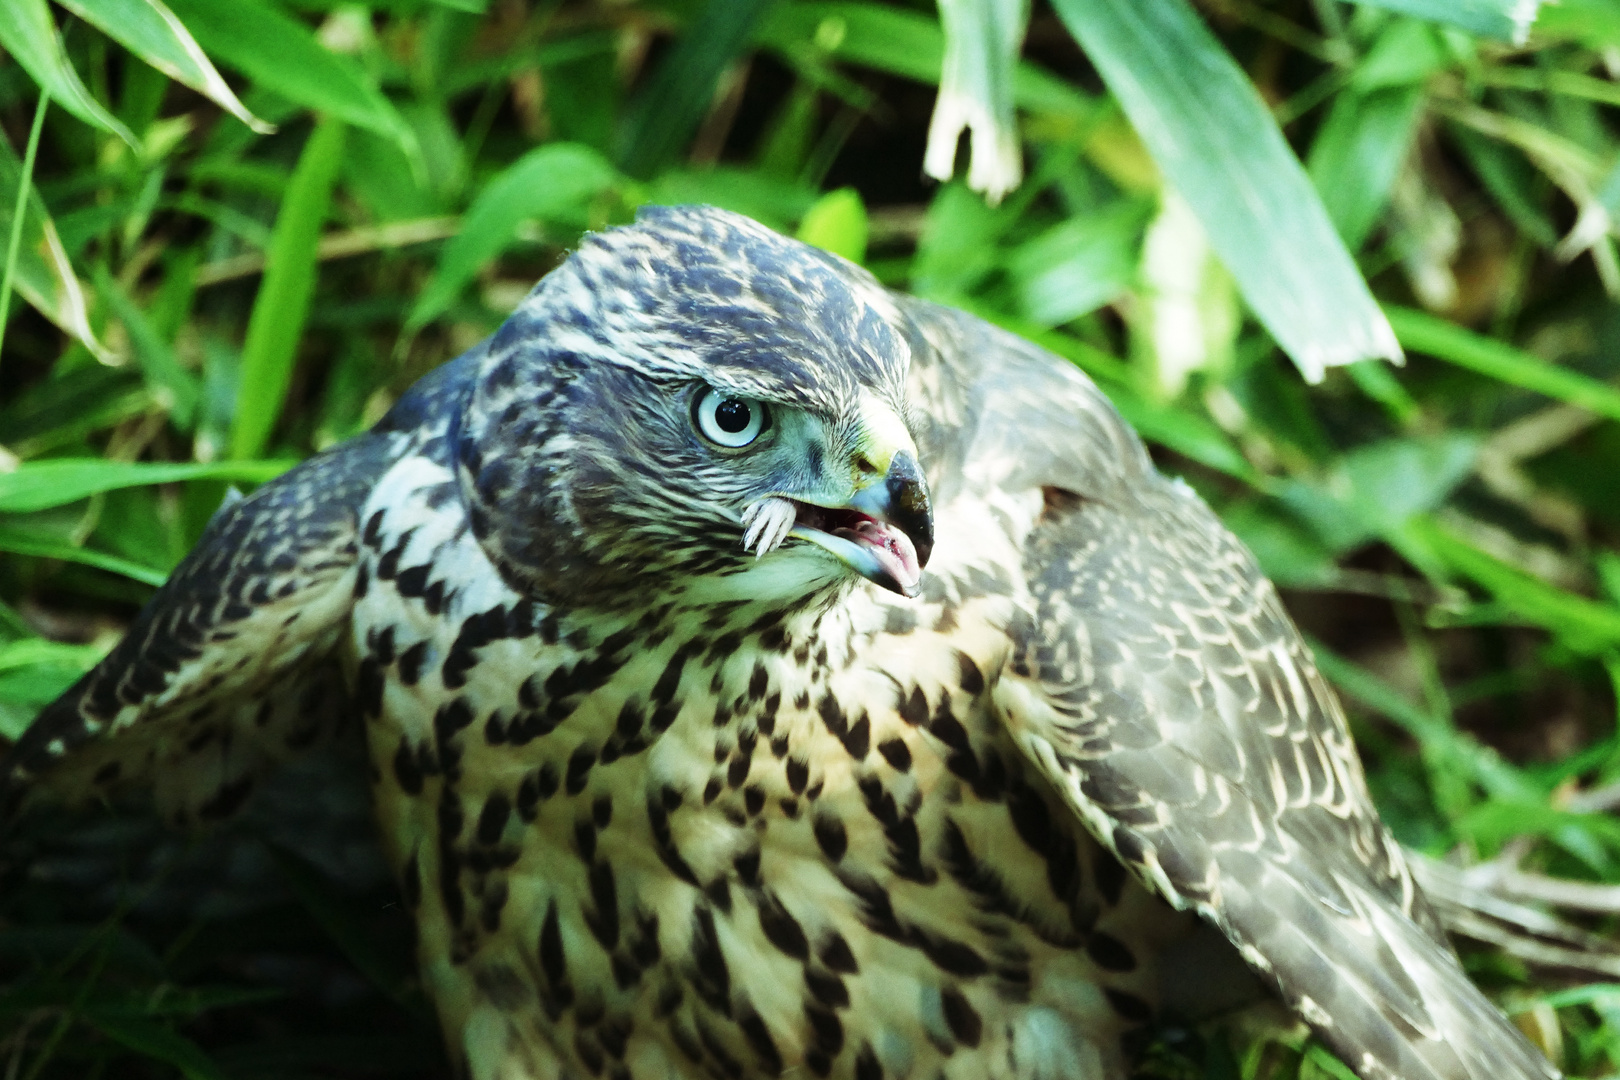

left=2, top=0, right=1620, bottom=1076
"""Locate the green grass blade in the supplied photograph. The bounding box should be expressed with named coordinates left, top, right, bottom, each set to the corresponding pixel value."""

left=0, top=113, right=112, bottom=363
left=93, top=266, right=200, bottom=428
left=0, top=91, right=48, bottom=365
left=230, top=116, right=346, bottom=461
left=0, top=0, right=137, bottom=146
left=56, top=0, right=271, bottom=134
left=162, top=0, right=414, bottom=158
left=407, top=143, right=621, bottom=331
left=0, top=530, right=167, bottom=586
left=617, top=0, right=779, bottom=179
left=1387, top=306, right=1620, bottom=423
left=82, top=1013, right=232, bottom=1080
left=1410, top=517, right=1620, bottom=656
left=0, top=459, right=293, bottom=513
left=1345, top=0, right=1542, bottom=45
left=1050, top=0, right=1401, bottom=381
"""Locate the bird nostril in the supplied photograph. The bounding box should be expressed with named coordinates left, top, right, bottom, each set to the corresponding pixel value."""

left=853, top=453, right=882, bottom=476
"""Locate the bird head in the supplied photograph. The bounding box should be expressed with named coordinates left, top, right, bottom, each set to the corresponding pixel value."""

left=452, top=205, right=933, bottom=611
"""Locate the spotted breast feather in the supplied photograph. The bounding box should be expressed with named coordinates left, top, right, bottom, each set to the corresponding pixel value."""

left=4, top=205, right=1557, bottom=1080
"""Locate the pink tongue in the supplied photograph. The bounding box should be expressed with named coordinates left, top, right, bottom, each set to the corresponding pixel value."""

left=849, top=519, right=921, bottom=593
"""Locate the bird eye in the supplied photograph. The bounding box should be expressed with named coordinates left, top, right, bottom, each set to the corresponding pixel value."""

left=693, top=387, right=769, bottom=448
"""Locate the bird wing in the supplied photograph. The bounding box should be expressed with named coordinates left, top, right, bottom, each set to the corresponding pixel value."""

left=899, top=299, right=1558, bottom=1080
left=2, top=431, right=400, bottom=826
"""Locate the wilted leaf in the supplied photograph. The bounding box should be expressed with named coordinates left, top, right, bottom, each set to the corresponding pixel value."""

left=925, top=0, right=1028, bottom=202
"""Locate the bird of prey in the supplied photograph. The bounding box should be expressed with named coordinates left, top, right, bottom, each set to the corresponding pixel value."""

left=3, top=205, right=1557, bottom=1080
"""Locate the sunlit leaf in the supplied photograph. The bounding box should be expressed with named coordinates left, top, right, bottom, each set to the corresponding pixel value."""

left=163, top=0, right=416, bottom=157
left=232, top=117, right=347, bottom=461
left=56, top=0, right=271, bottom=133
left=0, top=459, right=292, bottom=513
left=0, top=0, right=137, bottom=145
left=1051, top=0, right=1402, bottom=381
left=796, top=187, right=867, bottom=263
left=408, top=143, right=622, bottom=331
left=1345, top=0, right=1542, bottom=45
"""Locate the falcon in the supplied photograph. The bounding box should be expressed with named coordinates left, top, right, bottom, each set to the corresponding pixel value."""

left=3, top=205, right=1557, bottom=1080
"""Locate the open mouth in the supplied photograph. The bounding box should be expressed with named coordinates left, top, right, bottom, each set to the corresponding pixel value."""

left=791, top=501, right=923, bottom=598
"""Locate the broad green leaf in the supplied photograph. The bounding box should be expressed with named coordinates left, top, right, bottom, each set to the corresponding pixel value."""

left=1352, top=18, right=1449, bottom=92
left=617, top=0, right=779, bottom=179
left=1006, top=200, right=1147, bottom=326
left=1388, top=306, right=1620, bottom=423
left=1051, top=0, right=1401, bottom=381
left=0, top=0, right=137, bottom=145
left=408, top=143, right=622, bottom=331
left=0, top=459, right=292, bottom=513
left=0, top=529, right=167, bottom=586
left=796, top=187, right=867, bottom=263
left=56, top=0, right=271, bottom=133
left=163, top=0, right=416, bottom=157
left=232, top=117, right=347, bottom=461
left=925, top=0, right=1028, bottom=202
left=0, top=133, right=112, bottom=361
left=1277, top=433, right=1478, bottom=554
left=1308, top=85, right=1423, bottom=249
left=1345, top=0, right=1542, bottom=45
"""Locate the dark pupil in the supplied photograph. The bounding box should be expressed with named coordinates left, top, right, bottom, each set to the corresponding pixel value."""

left=714, top=398, right=752, bottom=434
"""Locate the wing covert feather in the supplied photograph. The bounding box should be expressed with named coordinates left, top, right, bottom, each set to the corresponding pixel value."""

left=901, top=299, right=1557, bottom=1080
left=2, top=431, right=399, bottom=824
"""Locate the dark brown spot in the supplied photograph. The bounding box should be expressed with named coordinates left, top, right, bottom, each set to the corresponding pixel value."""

left=757, top=891, right=808, bottom=959
left=941, top=987, right=982, bottom=1046
left=814, top=815, right=847, bottom=862
left=877, top=738, right=911, bottom=772
left=1087, top=931, right=1136, bottom=972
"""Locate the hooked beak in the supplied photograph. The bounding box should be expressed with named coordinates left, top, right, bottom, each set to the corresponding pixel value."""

left=789, top=449, right=933, bottom=598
